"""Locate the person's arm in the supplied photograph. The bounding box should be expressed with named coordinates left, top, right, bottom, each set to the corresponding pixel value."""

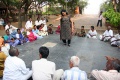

left=88, top=30, right=92, bottom=37
left=110, top=30, right=113, bottom=37
left=70, top=18, right=74, bottom=33
left=11, top=25, right=17, bottom=29
left=91, top=70, right=102, bottom=80
left=5, top=25, right=9, bottom=30
left=54, top=17, right=61, bottom=22
left=51, top=63, right=56, bottom=79
left=20, top=60, right=30, bottom=75
left=61, top=71, right=66, bottom=80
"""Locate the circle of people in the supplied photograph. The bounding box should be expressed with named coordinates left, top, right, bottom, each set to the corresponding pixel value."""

left=0, top=16, right=120, bottom=80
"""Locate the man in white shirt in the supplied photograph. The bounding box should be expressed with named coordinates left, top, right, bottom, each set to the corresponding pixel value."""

left=3, top=47, right=32, bottom=80
left=5, top=22, right=17, bottom=35
left=32, top=46, right=63, bottom=80
left=61, top=56, right=87, bottom=80
left=100, top=26, right=113, bottom=41
left=40, top=17, right=46, bottom=24
left=87, top=26, right=97, bottom=39
left=25, top=18, right=33, bottom=30
left=35, top=17, right=42, bottom=26
left=110, top=30, right=120, bottom=46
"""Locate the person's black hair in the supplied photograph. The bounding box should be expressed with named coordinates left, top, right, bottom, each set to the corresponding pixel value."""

left=39, top=46, right=49, bottom=58
left=33, top=25, right=36, bottom=27
left=61, top=9, right=68, bottom=16
left=9, top=47, right=18, bottom=56
left=112, top=60, right=120, bottom=72
left=49, top=24, right=53, bottom=27
left=100, top=11, right=103, bottom=13
left=91, top=26, right=94, bottom=29
left=81, top=26, right=84, bottom=28
left=17, top=29, right=20, bottom=32
left=5, top=29, right=9, bottom=33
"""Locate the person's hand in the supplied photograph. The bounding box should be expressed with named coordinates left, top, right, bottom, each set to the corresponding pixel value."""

left=72, top=28, right=74, bottom=33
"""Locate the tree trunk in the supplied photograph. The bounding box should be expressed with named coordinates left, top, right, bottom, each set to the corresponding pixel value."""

left=18, top=9, right=22, bottom=28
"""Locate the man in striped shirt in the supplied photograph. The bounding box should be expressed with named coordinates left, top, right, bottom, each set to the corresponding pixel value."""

left=61, top=56, right=87, bottom=80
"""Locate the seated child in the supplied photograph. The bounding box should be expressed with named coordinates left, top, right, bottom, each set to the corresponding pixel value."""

left=47, top=24, right=53, bottom=34
left=78, top=26, right=86, bottom=37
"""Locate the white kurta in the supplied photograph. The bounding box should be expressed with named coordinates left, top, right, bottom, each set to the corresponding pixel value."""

left=25, top=21, right=33, bottom=29
left=32, top=58, right=55, bottom=80
left=41, top=20, right=46, bottom=24
left=5, top=25, right=17, bottom=34
left=87, top=30, right=97, bottom=39
left=3, top=56, right=32, bottom=80
left=100, top=29, right=113, bottom=41
left=38, top=25, right=48, bottom=36
left=111, top=34, right=120, bottom=45
left=35, top=20, right=42, bottom=26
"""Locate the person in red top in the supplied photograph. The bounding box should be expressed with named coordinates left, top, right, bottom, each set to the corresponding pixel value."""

left=27, top=28, right=37, bottom=42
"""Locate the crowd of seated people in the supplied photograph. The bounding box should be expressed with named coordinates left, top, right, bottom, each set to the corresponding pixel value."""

left=0, top=46, right=120, bottom=80
left=0, top=17, right=55, bottom=47
left=100, top=26, right=120, bottom=49
left=74, top=25, right=120, bottom=49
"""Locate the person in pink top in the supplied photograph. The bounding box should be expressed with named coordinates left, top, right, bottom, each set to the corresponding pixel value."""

left=55, top=24, right=60, bottom=34
left=27, top=28, right=37, bottom=42
left=91, top=56, right=120, bottom=80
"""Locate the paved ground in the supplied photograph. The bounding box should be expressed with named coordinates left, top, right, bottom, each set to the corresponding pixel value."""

left=16, top=34, right=120, bottom=79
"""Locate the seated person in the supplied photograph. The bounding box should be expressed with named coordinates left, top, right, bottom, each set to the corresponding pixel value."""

left=27, top=28, right=37, bottom=42
left=16, top=29, right=28, bottom=45
left=35, top=17, right=42, bottom=28
left=78, top=26, right=86, bottom=37
left=0, top=37, right=10, bottom=56
left=20, top=28, right=29, bottom=43
left=0, top=46, right=7, bottom=78
left=47, top=24, right=53, bottom=34
left=61, top=56, right=87, bottom=80
left=3, top=30, right=19, bottom=47
left=38, top=23, right=48, bottom=36
left=55, top=24, right=60, bottom=34
left=40, top=17, right=46, bottom=24
left=3, top=47, right=32, bottom=80
left=5, top=22, right=17, bottom=38
left=32, top=25, right=43, bottom=39
left=32, top=46, right=63, bottom=80
left=91, top=56, right=120, bottom=80
left=100, top=26, right=113, bottom=41
left=0, top=17, right=4, bottom=26
left=110, top=30, right=120, bottom=47
left=25, top=18, right=33, bottom=30
left=87, top=26, right=97, bottom=39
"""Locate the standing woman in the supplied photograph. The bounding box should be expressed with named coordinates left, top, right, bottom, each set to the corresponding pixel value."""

left=55, top=10, right=74, bottom=46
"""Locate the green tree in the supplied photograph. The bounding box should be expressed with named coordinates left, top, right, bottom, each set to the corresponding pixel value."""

left=78, top=0, right=88, bottom=14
